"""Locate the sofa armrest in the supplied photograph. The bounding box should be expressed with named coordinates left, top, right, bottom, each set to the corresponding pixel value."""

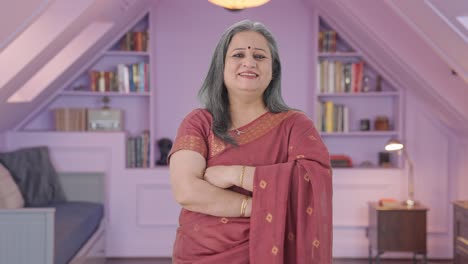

left=0, top=208, right=55, bottom=264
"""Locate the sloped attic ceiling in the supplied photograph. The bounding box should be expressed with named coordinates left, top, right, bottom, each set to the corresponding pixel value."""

left=0, top=0, right=154, bottom=132
left=0, top=0, right=52, bottom=51
left=387, top=0, right=468, bottom=84
left=310, top=0, right=468, bottom=135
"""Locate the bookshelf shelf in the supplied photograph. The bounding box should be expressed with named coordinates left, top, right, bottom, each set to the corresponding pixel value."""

left=332, top=167, right=400, bottom=171
left=316, top=16, right=402, bottom=168
left=20, top=12, right=153, bottom=169
left=318, top=52, right=361, bottom=57
left=60, top=91, right=150, bottom=97
left=103, top=51, right=150, bottom=56
left=320, top=131, right=398, bottom=137
left=317, top=92, right=399, bottom=98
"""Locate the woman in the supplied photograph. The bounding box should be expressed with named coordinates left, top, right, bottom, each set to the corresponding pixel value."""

left=169, top=20, right=332, bottom=263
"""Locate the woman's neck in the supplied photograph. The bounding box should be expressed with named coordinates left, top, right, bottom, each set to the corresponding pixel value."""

left=229, top=101, right=267, bottom=129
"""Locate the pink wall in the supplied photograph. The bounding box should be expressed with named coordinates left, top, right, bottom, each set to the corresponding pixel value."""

left=455, top=141, right=468, bottom=200
left=152, top=0, right=314, bottom=138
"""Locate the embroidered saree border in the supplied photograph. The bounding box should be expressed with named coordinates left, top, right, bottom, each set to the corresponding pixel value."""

left=171, top=134, right=207, bottom=159
left=209, top=111, right=297, bottom=158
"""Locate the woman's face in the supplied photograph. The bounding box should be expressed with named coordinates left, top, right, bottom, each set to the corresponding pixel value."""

left=224, top=31, right=273, bottom=99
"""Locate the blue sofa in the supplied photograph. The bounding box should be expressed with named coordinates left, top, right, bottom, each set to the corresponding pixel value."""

left=0, top=147, right=105, bottom=264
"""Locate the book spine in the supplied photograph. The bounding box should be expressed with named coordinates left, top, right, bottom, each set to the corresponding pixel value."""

left=128, top=65, right=134, bottom=92
left=325, top=101, right=334, bottom=132
left=126, top=137, right=132, bottom=168
left=139, top=62, right=145, bottom=92
left=144, top=63, right=149, bottom=92
left=98, top=72, right=106, bottom=92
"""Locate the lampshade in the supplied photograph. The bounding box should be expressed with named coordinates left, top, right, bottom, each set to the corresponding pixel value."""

left=384, top=138, right=404, bottom=151
left=208, top=0, right=270, bottom=10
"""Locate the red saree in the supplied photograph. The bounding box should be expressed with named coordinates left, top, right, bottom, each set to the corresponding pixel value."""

left=169, top=109, right=332, bottom=263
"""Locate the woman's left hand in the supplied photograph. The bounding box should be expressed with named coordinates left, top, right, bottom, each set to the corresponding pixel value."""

left=204, top=165, right=238, bottom=189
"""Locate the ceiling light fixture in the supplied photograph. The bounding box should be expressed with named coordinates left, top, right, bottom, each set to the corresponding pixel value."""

left=208, top=0, right=270, bottom=10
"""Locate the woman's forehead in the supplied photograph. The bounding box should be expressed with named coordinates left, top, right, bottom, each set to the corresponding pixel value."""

left=229, top=31, right=269, bottom=50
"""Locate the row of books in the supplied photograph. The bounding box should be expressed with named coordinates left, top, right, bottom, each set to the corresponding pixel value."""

left=89, top=62, right=149, bottom=93
left=317, top=60, right=364, bottom=94
left=318, top=30, right=337, bottom=52
left=118, top=31, right=149, bottom=52
left=126, top=130, right=150, bottom=168
left=53, top=108, right=88, bottom=131
left=316, top=101, right=349, bottom=133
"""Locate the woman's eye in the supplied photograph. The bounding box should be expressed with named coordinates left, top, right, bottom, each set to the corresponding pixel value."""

left=254, top=54, right=266, bottom=59
left=233, top=53, right=244, bottom=58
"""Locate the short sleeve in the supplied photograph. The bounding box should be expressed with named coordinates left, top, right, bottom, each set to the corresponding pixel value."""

left=168, top=109, right=210, bottom=163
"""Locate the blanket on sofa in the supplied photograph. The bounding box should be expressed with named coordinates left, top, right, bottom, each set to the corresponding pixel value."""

left=0, top=146, right=67, bottom=206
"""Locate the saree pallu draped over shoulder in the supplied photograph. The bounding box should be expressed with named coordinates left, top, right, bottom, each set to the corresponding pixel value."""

left=169, top=109, right=332, bottom=264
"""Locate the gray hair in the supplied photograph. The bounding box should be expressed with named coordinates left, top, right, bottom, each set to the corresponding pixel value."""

left=198, top=19, right=291, bottom=145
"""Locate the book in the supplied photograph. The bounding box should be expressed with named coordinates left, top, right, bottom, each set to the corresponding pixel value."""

left=330, top=154, right=352, bottom=168
left=53, top=108, right=87, bottom=131
left=378, top=198, right=401, bottom=208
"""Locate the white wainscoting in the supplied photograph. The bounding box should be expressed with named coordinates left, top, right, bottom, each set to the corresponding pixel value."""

left=136, top=184, right=181, bottom=227
left=332, top=168, right=402, bottom=257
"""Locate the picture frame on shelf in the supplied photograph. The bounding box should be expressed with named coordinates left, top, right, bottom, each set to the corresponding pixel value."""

left=87, top=108, right=123, bottom=131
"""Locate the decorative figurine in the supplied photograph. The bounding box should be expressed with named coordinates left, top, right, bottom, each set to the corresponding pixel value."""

left=359, top=118, right=370, bottom=131
left=374, top=115, right=390, bottom=131
left=156, top=138, right=173, bottom=166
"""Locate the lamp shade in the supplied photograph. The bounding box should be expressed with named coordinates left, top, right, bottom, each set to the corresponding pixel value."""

left=208, top=0, right=270, bottom=10
left=384, top=138, right=404, bottom=152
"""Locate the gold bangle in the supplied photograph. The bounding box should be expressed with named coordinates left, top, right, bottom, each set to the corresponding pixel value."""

left=244, top=197, right=250, bottom=217
left=239, top=166, right=246, bottom=188
left=240, top=196, right=248, bottom=217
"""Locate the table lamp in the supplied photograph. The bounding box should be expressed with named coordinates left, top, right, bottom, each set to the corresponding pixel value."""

left=384, top=138, right=415, bottom=207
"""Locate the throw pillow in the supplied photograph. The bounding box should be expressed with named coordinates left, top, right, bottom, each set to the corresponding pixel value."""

left=0, top=146, right=67, bottom=206
left=0, top=162, right=25, bottom=208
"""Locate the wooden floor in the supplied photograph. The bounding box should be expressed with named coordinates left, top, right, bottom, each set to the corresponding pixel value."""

left=106, top=258, right=453, bottom=264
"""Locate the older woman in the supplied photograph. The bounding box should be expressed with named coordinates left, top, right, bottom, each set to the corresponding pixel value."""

left=169, top=20, right=332, bottom=263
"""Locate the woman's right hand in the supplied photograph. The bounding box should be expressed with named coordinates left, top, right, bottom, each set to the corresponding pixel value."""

left=204, top=165, right=238, bottom=189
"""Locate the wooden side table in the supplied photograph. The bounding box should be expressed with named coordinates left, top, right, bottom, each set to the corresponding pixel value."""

left=367, top=202, right=428, bottom=264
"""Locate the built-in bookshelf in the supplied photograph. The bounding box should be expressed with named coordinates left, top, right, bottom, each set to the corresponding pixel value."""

left=19, top=12, right=153, bottom=169
left=315, top=17, right=402, bottom=168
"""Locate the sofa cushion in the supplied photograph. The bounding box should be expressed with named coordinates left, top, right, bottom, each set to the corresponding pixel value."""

left=0, top=146, right=67, bottom=206
left=52, top=201, right=104, bottom=264
left=0, top=162, right=24, bottom=208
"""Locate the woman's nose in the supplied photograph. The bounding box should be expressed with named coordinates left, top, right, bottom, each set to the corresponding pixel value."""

left=242, top=56, right=256, bottom=68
